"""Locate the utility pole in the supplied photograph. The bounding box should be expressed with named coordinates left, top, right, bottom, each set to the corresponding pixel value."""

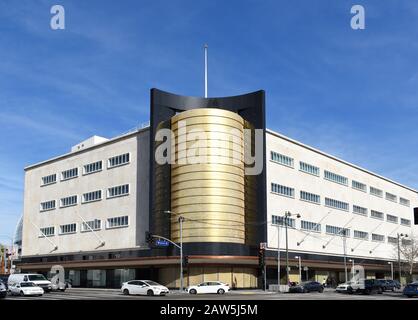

left=179, top=216, right=184, bottom=292
left=397, top=233, right=407, bottom=284
left=277, top=224, right=280, bottom=292
left=343, top=232, right=348, bottom=283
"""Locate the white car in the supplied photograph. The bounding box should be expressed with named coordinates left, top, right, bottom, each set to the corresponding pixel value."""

left=8, top=273, right=52, bottom=293
left=10, top=282, right=44, bottom=297
left=187, top=281, right=230, bottom=294
left=121, top=280, right=169, bottom=296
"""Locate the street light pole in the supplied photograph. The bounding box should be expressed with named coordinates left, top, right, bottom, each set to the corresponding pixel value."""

left=348, top=259, right=354, bottom=279
left=295, top=256, right=302, bottom=283
left=397, top=233, right=407, bottom=284
left=285, top=214, right=290, bottom=285
left=179, top=216, right=184, bottom=292
left=277, top=224, right=280, bottom=293
left=343, top=233, right=348, bottom=283
left=163, top=210, right=184, bottom=292
left=388, top=262, right=394, bottom=280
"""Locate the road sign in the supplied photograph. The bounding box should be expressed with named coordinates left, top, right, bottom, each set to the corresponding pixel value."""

left=155, top=239, right=169, bottom=247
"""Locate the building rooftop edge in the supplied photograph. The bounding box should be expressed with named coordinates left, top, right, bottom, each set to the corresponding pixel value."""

left=24, top=126, right=150, bottom=171
left=23, top=125, right=417, bottom=194
left=266, top=128, right=418, bottom=194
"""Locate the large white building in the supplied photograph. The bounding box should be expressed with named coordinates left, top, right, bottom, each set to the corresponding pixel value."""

left=17, top=89, right=418, bottom=288
left=17, top=127, right=418, bottom=287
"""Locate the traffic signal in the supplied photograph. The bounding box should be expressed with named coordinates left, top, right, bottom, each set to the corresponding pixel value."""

left=258, top=248, right=265, bottom=268
left=182, top=255, right=189, bottom=268
left=145, top=231, right=153, bottom=243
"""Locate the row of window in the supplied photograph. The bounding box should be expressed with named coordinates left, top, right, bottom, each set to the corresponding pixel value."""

left=39, top=184, right=130, bottom=211
left=270, top=183, right=411, bottom=226
left=272, top=215, right=409, bottom=244
left=41, top=153, right=130, bottom=186
left=39, top=216, right=129, bottom=237
left=270, top=151, right=411, bottom=207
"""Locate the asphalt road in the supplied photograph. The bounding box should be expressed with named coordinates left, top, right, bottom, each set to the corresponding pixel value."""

left=2, top=288, right=414, bottom=300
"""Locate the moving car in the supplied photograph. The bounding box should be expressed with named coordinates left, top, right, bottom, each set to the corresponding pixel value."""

left=187, top=281, right=230, bottom=294
left=0, top=281, right=7, bottom=299
left=289, top=281, right=324, bottom=293
left=10, top=282, right=44, bottom=296
left=121, top=280, right=169, bottom=296
left=377, top=279, right=401, bottom=291
left=336, top=279, right=383, bottom=295
left=8, top=273, right=52, bottom=293
left=403, top=281, right=418, bottom=298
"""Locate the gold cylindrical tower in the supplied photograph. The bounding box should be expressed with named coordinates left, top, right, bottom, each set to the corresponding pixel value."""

left=171, top=108, right=245, bottom=243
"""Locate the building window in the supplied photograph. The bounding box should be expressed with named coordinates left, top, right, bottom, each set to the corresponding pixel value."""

left=270, top=151, right=294, bottom=168
left=61, top=168, right=78, bottom=181
left=372, top=234, right=385, bottom=242
left=387, top=214, right=398, bottom=224
left=84, top=161, right=103, bottom=175
left=301, top=220, right=321, bottom=232
left=371, top=210, right=384, bottom=220
left=272, top=215, right=296, bottom=228
left=300, top=191, right=321, bottom=204
left=108, top=153, right=130, bottom=168
left=326, top=225, right=350, bottom=237
left=402, top=239, right=412, bottom=246
left=388, top=236, right=398, bottom=244
left=401, top=218, right=411, bottom=226
left=352, top=180, right=367, bottom=192
left=385, top=192, right=397, bottom=203
left=324, top=170, right=348, bottom=186
left=353, top=205, right=368, bottom=216
left=82, top=190, right=102, bottom=203
left=299, top=161, right=320, bottom=176
left=271, top=183, right=295, bottom=198
left=354, top=230, right=368, bottom=240
left=59, top=223, right=77, bottom=235
left=325, top=197, right=349, bottom=211
left=107, top=184, right=130, bottom=199
left=370, top=186, right=383, bottom=198
left=81, top=219, right=102, bottom=232
left=41, top=174, right=56, bottom=186
left=400, top=198, right=410, bottom=207
left=60, top=195, right=78, bottom=208
left=107, top=216, right=129, bottom=229
left=39, top=227, right=55, bottom=237
left=40, top=200, right=56, bottom=212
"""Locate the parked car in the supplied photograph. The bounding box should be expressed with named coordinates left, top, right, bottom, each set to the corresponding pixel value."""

left=403, top=281, right=418, bottom=298
left=8, top=273, right=52, bottom=293
left=121, top=280, right=169, bottom=296
left=289, top=281, right=324, bottom=293
left=10, top=282, right=44, bottom=297
left=377, top=279, right=401, bottom=291
left=336, top=279, right=383, bottom=295
left=0, top=281, right=7, bottom=299
left=187, top=281, right=230, bottom=294
left=0, top=275, right=9, bottom=290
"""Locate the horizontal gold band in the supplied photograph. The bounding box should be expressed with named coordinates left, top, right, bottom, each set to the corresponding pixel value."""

left=171, top=108, right=243, bottom=124
left=171, top=195, right=244, bottom=207
left=172, top=188, right=244, bottom=200
left=176, top=140, right=243, bottom=152
left=168, top=212, right=245, bottom=222
left=172, top=124, right=243, bottom=139
left=170, top=204, right=245, bottom=214
left=174, top=131, right=244, bottom=144
left=171, top=116, right=243, bottom=131
left=171, top=171, right=244, bottom=185
left=172, top=155, right=244, bottom=166
left=172, top=163, right=244, bottom=175
left=172, top=180, right=244, bottom=192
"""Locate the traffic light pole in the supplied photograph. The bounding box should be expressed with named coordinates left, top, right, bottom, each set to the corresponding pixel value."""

left=147, top=219, right=184, bottom=292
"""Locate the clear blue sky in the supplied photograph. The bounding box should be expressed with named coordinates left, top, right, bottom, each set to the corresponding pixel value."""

left=1, top=0, right=418, bottom=239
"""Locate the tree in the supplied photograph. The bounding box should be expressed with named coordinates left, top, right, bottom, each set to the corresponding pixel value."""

left=399, top=234, right=418, bottom=283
